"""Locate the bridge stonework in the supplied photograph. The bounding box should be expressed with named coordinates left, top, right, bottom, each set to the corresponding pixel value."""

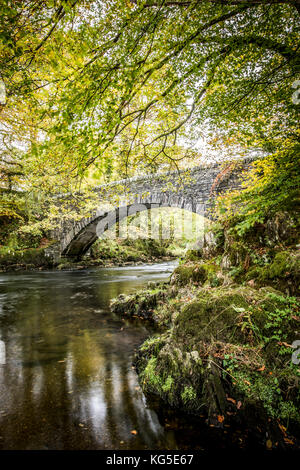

left=51, top=158, right=255, bottom=259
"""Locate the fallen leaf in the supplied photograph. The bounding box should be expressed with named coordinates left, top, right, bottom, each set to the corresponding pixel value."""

left=266, top=439, right=272, bottom=450
left=257, top=365, right=265, bottom=372
left=226, top=397, right=236, bottom=405
left=213, top=353, right=224, bottom=359
left=284, top=437, right=294, bottom=445
left=217, top=415, right=224, bottom=423
left=278, top=341, right=292, bottom=348
left=278, top=423, right=287, bottom=436
left=79, top=423, right=84, bottom=427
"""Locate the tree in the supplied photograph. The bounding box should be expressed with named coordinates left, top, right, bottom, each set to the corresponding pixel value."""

left=0, top=1, right=299, bottom=239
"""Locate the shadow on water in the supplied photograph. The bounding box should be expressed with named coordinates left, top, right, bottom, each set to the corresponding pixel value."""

left=0, top=262, right=267, bottom=450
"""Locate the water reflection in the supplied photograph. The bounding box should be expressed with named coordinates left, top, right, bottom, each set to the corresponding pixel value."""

left=0, top=263, right=176, bottom=449
left=0, top=263, right=266, bottom=450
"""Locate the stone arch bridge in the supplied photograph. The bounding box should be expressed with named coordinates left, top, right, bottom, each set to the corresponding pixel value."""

left=50, top=158, right=255, bottom=260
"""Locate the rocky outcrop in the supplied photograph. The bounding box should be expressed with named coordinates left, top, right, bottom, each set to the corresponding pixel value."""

left=110, top=213, right=300, bottom=448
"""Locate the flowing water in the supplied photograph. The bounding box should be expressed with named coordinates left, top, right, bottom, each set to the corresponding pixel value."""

left=0, top=263, right=264, bottom=450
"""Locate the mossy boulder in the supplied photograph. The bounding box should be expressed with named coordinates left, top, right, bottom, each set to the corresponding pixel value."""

left=136, top=338, right=205, bottom=412
left=245, top=250, right=300, bottom=295
left=134, top=284, right=300, bottom=435
left=174, top=290, right=248, bottom=344
left=263, top=251, right=299, bottom=280
left=171, top=286, right=289, bottom=347
left=184, top=249, right=203, bottom=262
left=171, top=262, right=219, bottom=287
left=111, top=214, right=300, bottom=441
left=110, top=284, right=170, bottom=320
left=265, top=212, right=299, bottom=247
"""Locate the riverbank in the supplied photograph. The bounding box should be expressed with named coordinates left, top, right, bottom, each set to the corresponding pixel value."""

left=110, top=213, right=300, bottom=450
left=0, top=257, right=177, bottom=272
left=0, top=238, right=182, bottom=272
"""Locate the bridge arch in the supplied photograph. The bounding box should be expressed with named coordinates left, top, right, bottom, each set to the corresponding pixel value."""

left=56, top=158, right=255, bottom=259
left=61, top=196, right=205, bottom=259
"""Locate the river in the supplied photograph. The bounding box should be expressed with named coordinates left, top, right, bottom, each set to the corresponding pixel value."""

left=0, top=262, right=262, bottom=450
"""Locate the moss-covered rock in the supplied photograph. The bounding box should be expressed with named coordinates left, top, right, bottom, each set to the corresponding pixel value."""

left=136, top=337, right=206, bottom=412
left=263, top=251, right=299, bottom=280
left=171, top=264, right=206, bottom=285
left=111, top=213, right=300, bottom=442
left=132, top=284, right=300, bottom=436
left=110, top=283, right=173, bottom=321
left=245, top=250, right=300, bottom=295
left=171, top=262, right=220, bottom=287
left=184, top=249, right=203, bottom=262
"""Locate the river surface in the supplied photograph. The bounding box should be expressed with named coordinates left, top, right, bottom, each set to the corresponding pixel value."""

left=0, top=262, right=265, bottom=450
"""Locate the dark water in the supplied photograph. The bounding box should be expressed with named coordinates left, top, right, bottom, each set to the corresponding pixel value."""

left=0, top=263, right=269, bottom=450
left=0, top=263, right=176, bottom=450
